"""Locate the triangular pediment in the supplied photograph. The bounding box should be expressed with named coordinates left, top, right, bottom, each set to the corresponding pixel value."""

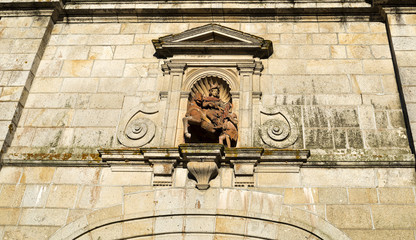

left=152, top=24, right=273, bottom=58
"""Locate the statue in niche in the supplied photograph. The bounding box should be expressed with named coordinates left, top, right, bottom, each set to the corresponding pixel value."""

left=183, top=78, right=237, bottom=147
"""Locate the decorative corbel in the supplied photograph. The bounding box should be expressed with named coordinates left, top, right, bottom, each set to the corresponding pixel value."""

left=179, top=144, right=224, bottom=190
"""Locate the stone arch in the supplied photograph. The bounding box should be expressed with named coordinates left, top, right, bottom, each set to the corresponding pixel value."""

left=49, top=188, right=350, bottom=240
left=183, top=68, right=239, bottom=93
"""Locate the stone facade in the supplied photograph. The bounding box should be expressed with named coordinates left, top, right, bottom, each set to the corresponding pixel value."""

left=1, top=0, right=416, bottom=239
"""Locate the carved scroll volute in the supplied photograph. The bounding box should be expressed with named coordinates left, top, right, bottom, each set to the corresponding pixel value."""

left=117, top=103, right=159, bottom=147
left=260, top=107, right=299, bottom=148
left=187, top=161, right=218, bottom=190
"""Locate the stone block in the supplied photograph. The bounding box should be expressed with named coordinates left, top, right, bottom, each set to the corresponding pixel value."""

left=318, top=188, right=348, bottom=204
left=284, top=188, right=318, bottom=204
left=273, top=45, right=299, bottom=59
left=267, top=23, right=293, bottom=33
left=3, top=71, right=31, bottom=87
left=87, top=35, right=134, bottom=45
left=61, top=78, right=98, bottom=93
left=215, top=217, right=246, bottom=234
left=184, top=216, right=215, bottom=232
left=293, top=23, right=319, bottom=33
left=155, top=189, right=185, bottom=211
left=344, top=230, right=414, bottom=240
left=348, top=188, right=378, bottom=204
left=61, top=23, right=121, bottom=34
left=25, top=93, right=77, bottom=108
left=49, top=35, right=89, bottom=46
left=378, top=188, right=415, bottom=204
left=3, top=226, right=59, bottom=240
left=381, top=75, right=398, bottom=93
left=346, top=45, right=372, bottom=59
left=21, top=167, right=55, bottom=184
left=0, top=167, right=22, bottom=184
left=0, top=184, right=26, bottom=207
left=123, top=62, right=159, bottom=78
left=280, top=34, right=311, bottom=44
left=123, top=219, right=153, bottom=238
left=30, top=77, right=63, bottom=93
left=91, top=60, right=125, bottom=77
left=52, top=167, right=100, bottom=185
left=80, top=186, right=123, bottom=209
left=154, top=216, right=184, bottom=234
left=0, top=208, right=20, bottom=225
left=88, top=94, right=123, bottom=109
left=327, top=205, right=372, bottom=229
left=10, top=39, right=43, bottom=54
left=339, top=33, right=388, bottom=45
left=399, top=67, right=416, bottom=85
left=362, top=94, right=401, bottom=109
left=345, top=22, right=370, bottom=33
left=298, top=45, right=330, bottom=59
left=301, top=168, right=376, bottom=187
left=98, top=78, right=140, bottom=94
left=0, top=86, right=23, bottom=102
left=46, top=185, right=78, bottom=208
left=372, top=205, right=416, bottom=229
left=149, top=23, right=189, bottom=34
left=24, top=109, right=74, bottom=127
left=306, top=60, right=362, bottom=74
left=257, top=173, right=301, bottom=186
left=120, top=23, right=150, bottom=34
left=21, top=185, right=49, bottom=207
left=54, top=46, right=90, bottom=60
left=60, top=60, right=93, bottom=77
left=371, top=45, right=391, bottom=59
left=86, top=205, right=121, bottom=226
left=100, top=168, right=152, bottom=186
left=0, top=17, right=33, bottom=27
left=124, top=191, right=154, bottom=215
left=312, top=33, right=338, bottom=44
left=36, top=60, right=64, bottom=77
left=388, top=14, right=416, bottom=25
left=389, top=110, right=406, bottom=128
left=88, top=46, right=114, bottom=60
left=246, top=220, right=277, bottom=239
left=20, top=208, right=68, bottom=226
left=390, top=24, right=416, bottom=36
left=114, top=45, right=145, bottom=59
left=304, top=129, right=334, bottom=149
left=241, top=23, right=267, bottom=34
left=358, top=105, right=376, bottom=129
left=319, top=22, right=346, bottom=33
left=72, top=127, right=114, bottom=147
left=363, top=60, right=394, bottom=74
left=0, top=54, right=36, bottom=71
left=72, top=109, right=120, bottom=127
left=396, top=51, right=416, bottom=67
left=268, top=59, right=306, bottom=74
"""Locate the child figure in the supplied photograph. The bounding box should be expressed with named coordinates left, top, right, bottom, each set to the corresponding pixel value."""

left=219, top=112, right=238, bottom=148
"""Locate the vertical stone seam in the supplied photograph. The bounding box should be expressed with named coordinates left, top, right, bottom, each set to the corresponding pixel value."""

left=384, top=14, right=416, bottom=155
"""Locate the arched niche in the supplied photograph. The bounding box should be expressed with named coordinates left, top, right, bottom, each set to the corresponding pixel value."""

left=49, top=188, right=351, bottom=240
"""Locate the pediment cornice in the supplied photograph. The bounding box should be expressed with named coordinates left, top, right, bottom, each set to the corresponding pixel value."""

left=152, top=24, right=273, bottom=59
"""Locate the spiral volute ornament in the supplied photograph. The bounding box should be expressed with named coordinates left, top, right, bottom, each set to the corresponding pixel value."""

left=118, top=116, right=156, bottom=147
left=260, top=113, right=298, bottom=148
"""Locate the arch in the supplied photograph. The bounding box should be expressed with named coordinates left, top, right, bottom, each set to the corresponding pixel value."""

left=49, top=188, right=351, bottom=240
left=183, top=68, right=239, bottom=93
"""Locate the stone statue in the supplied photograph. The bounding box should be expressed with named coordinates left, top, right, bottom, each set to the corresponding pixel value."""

left=183, top=83, right=238, bottom=147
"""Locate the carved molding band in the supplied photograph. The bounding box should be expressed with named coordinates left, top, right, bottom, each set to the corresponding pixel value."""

left=260, top=108, right=299, bottom=148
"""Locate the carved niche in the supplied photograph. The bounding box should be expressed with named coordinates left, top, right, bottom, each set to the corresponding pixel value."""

left=182, top=76, right=238, bottom=147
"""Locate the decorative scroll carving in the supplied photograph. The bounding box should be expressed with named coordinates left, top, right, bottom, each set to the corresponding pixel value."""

left=183, top=77, right=238, bottom=147
left=260, top=108, right=299, bottom=148
left=117, top=104, right=159, bottom=148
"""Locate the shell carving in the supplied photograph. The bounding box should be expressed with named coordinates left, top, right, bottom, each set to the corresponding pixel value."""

left=190, top=76, right=231, bottom=103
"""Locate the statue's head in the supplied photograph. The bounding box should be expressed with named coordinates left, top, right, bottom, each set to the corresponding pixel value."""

left=209, top=84, right=220, bottom=98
